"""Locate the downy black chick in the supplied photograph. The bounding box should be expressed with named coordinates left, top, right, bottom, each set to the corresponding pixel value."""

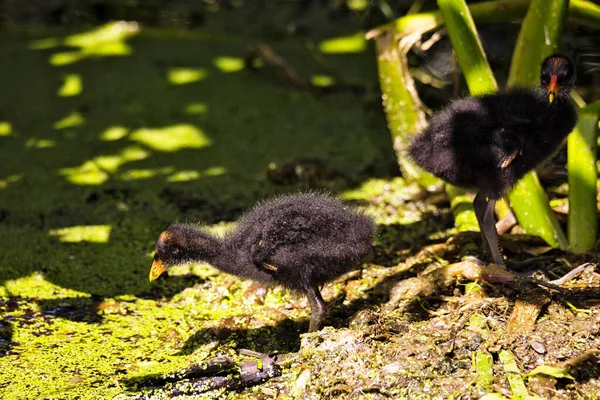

left=408, top=55, right=577, bottom=266
left=149, top=193, right=376, bottom=332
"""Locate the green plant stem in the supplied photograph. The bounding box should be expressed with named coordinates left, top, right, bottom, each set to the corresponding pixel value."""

left=510, top=173, right=567, bottom=248
left=446, top=186, right=479, bottom=231
left=506, top=0, right=569, bottom=250
left=496, top=198, right=513, bottom=221
left=374, top=31, right=437, bottom=185
left=568, top=101, right=600, bottom=253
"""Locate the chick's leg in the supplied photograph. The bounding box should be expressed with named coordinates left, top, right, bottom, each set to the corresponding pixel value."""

left=473, top=192, right=504, bottom=266
left=474, top=192, right=492, bottom=256
left=305, top=283, right=326, bottom=332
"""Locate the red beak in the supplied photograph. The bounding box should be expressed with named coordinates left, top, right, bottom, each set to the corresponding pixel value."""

left=547, top=75, right=558, bottom=103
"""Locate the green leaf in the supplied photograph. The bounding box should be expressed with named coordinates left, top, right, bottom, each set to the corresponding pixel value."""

left=526, top=365, right=575, bottom=380
left=446, top=185, right=479, bottom=231
left=568, top=100, right=600, bottom=253
left=474, top=351, right=494, bottom=390
left=465, top=282, right=483, bottom=295
left=499, top=350, right=530, bottom=399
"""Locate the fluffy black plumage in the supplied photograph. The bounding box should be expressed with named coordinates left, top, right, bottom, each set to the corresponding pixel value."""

left=149, top=193, right=376, bottom=332
left=408, top=55, right=577, bottom=265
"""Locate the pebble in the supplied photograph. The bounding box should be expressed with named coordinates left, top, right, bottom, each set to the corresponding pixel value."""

left=531, top=341, right=546, bottom=354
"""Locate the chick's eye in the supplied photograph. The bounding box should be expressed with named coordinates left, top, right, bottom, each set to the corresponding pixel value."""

left=172, top=247, right=181, bottom=255
left=558, top=71, right=569, bottom=82
left=541, top=72, right=551, bottom=82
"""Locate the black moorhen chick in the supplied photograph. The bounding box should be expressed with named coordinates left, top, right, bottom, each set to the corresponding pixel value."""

left=409, top=55, right=577, bottom=266
left=149, top=193, right=376, bottom=332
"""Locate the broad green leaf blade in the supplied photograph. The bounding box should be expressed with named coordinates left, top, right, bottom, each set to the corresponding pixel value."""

left=568, top=101, right=600, bottom=253
left=507, top=0, right=569, bottom=249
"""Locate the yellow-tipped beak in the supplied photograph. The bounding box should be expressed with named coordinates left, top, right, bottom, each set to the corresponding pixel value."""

left=149, top=259, right=167, bottom=281
left=548, top=75, right=558, bottom=103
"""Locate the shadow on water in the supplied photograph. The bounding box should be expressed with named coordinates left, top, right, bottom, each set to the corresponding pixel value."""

left=0, top=321, right=13, bottom=357
left=177, top=318, right=303, bottom=356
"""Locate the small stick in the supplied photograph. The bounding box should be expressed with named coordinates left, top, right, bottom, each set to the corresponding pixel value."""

left=549, top=263, right=592, bottom=286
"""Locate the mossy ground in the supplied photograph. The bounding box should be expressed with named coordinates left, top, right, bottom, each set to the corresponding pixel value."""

left=1, top=21, right=599, bottom=400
